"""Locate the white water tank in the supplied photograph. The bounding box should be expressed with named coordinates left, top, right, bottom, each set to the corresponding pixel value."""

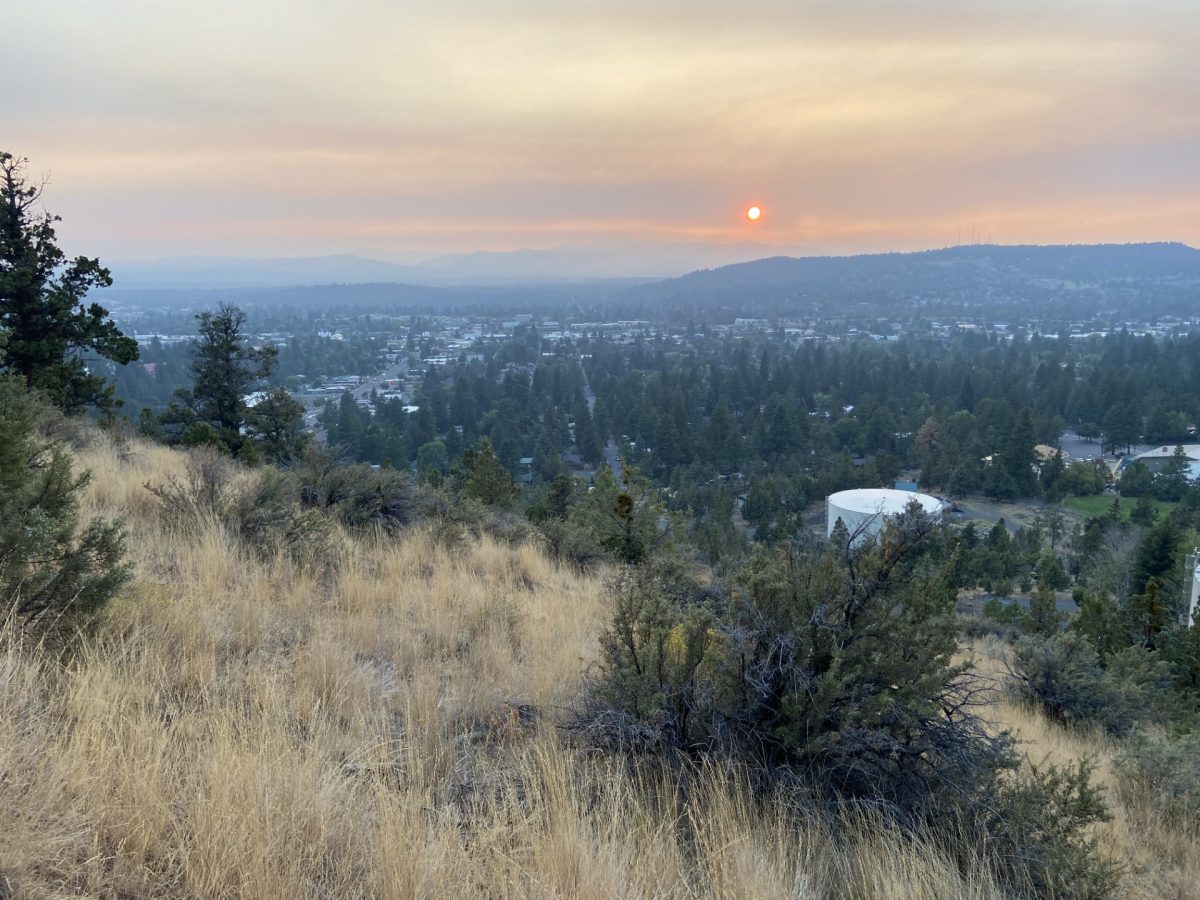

left=826, top=488, right=944, bottom=544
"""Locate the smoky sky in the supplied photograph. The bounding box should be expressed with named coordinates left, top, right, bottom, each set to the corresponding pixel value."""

left=7, top=0, right=1199, bottom=263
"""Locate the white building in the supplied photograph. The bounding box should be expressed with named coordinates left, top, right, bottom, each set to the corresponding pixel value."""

left=1131, top=444, right=1200, bottom=480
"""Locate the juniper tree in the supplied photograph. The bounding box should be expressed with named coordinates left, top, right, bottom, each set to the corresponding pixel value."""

left=586, top=503, right=1009, bottom=814
left=458, top=438, right=519, bottom=507
left=244, top=386, right=307, bottom=463
left=572, top=464, right=666, bottom=564
left=0, top=374, right=129, bottom=621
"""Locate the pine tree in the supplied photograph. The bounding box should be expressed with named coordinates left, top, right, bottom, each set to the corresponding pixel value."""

left=0, top=152, right=138, bottom=413
left=1035, top=552, right=1070, bottom=591
left=1072, top=588, right=1126, bottom=659
left=1102, top=402, right=1140, bottom=454
left=1129, top=493, right=1157, bottom=527
left=1002, top=409, right=1037, bottom=495
left=1026, top=582, right=1063, bottom=637
left=572, top=465, right=665, bottom=564
left=1127, top=578, right=1169, bottom=649
left=1040, top=449, right=1067, bottom=501
left=1156, top=445, right=1192, bottom=502
left=458, top=438, right=519, bottom=507
left=1132, top=516, right=1181, bottom=597
left=244, top=387, right=306, bottom=463
left=573, top=400, right=604, bottom=466
left=167, top=304, right=277, bottom=455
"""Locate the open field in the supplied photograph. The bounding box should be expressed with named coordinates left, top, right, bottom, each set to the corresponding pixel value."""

left=1064, top=495, right=1177, bottom=522
left=2, top=435, right=1198, bottom=898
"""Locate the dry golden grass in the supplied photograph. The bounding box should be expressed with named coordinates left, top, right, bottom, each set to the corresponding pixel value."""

left=0, top=432, right=1193, bottom=898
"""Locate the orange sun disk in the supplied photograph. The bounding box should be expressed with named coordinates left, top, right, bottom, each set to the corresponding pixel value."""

left=746, top=206, right=762, bottom=221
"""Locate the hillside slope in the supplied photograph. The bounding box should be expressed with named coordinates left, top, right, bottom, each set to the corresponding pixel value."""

left=640, top=243, right=1200, bottom=295
left=1, top=435, right=1195, bottom=898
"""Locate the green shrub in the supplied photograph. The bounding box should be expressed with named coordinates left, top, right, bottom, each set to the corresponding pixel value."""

left=144, top=446, right=239, bottom=525
left=290, top=449, right=424, bottom=531
left=982, top=596, right=1023, bottom=626
left=1011, top=633, right=1177, bottom=735
left=588, top=555, right=718, bottom=748
left=536, top=518, right=607, bottom=570
left=986, top=761, right=1118, bottom=899
left=0, top=376, right=129, bottom=624
left=580, top=508, right=1116, bottom=897
left=1114, top=728, right=1200, bottom=826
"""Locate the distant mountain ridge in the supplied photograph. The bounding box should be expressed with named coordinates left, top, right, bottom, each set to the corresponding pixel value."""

left=110, top=240, right=792, bottom=290
left=636, top=243, right=1200, bottom=297
left=106, top=243, right=1200, bottom=322
left=110, top=254, right=427, bottom=290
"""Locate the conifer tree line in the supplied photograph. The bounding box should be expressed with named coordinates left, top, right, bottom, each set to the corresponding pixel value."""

left=310, top=320, right=1200, bottom=549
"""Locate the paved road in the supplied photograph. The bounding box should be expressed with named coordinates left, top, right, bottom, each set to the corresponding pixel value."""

left=603, top=440, right=623, bottom=481
left=963, top=592, right=1080, bottom=615
left=349, top=365, right=407, bottom=404
left=300, top=364, right=409, bottom=443
left=1058, top=430, right=1160, bottom=469
left=581, top=360, right=622, bottom=479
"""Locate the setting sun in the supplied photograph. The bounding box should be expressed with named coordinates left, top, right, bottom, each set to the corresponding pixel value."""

left=746, top=205, right=762, bottom=221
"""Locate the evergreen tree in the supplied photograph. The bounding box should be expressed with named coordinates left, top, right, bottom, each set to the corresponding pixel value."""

left=1156, top=445, right=1193, bottom=502
left=1026, top=582, right=1063, bottom=637
left=1072, top=588, right=1126, bottom=659
left=527, top=472, right=576, bottom=522
left=458, top=438, right=519, bottom=507
left=1102, top=402, right=1140, bottom=454
left=1002, top=408, right=1037, bottom=495
left=1117, top=461, right=1154, bottom=497
left=0, top=152, right=138, bottom=413
left=244, top=387, right=306, bottom=463
left=572, top=465, right=665, bottom=564
left=1127, top=578, right=1170, bottom=650
left=1035, top=552, right=1070, bottom=592
left=0, top=374, right=129, bottom=621
left=1129, top=493, right=1157, bottom=527
left=573, top=400, right=604, bottom=466
left=983, top=463, right=1018, bottom=501
left=168, top=304, right=277, bottom=455
left=416, top=440, right=449, bottom=477
left=1040, top=448, right=1067, bottom=501
left=1132, top=516, right=1181, bottom=597
left=1040, top=503, right=1067, bottom=549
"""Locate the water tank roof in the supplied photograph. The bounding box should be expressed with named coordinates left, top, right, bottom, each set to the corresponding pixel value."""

left=827, top=488, right=943, bottom=516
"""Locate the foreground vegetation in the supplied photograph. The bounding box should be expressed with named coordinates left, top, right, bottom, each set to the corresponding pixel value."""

left=0, top=431, right=1196, bottom=899
left=5, top=148, right=1200, bottom=898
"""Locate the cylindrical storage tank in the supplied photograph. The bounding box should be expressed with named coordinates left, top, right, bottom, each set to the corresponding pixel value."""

left=826, top=488, right=944, bottom=545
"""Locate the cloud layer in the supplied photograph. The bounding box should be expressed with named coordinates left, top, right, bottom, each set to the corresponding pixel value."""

left=9, top=0, right=1199, bottom=262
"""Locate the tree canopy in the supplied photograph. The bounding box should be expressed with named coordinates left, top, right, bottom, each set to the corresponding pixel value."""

left=166, top=303, right=284, bottom=456
left=0, top=152, right=137, bottom=413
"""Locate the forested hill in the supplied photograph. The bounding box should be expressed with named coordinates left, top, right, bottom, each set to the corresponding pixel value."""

left=646, top=243, right=1200, bottom=293
left=626, top=243, right=1200, bottom=321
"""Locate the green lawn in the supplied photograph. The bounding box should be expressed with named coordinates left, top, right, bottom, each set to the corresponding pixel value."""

left=1064, top=494, right=1177, bottom=522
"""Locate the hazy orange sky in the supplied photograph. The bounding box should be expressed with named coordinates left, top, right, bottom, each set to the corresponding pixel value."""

left=8, top=0, right=1200, bottom=263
